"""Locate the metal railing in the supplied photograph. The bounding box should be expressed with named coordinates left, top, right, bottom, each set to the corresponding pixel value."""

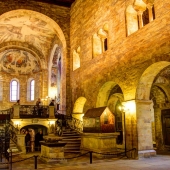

left=66, top=116, right=83, bottom=133
left=55, top=112, right=83, bottom=133
left=0, top=108, right=12, bottom=123
left=19, top=105, right=49, bottom=118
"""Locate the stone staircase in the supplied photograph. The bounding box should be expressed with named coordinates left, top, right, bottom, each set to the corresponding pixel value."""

left=9, top=140, right=22, bottom=156
left=0, top=123, right=22, bottom=157
left=59, top=128, right=81, bottom=153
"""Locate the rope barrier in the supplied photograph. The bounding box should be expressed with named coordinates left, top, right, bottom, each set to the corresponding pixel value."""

left=0, top=156, right=34, bottom=164
left=0, top=148, right=137, bottom=169
left=92, top=148, right=136, bottom=156
left=11, top=156, right=34, bottom=163
left=39, top=151, right=90, bottom=160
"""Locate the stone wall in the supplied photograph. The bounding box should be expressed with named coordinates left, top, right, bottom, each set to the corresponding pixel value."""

left=70, top=0, right=170, bottom=155
left=0, top=72, right=42, bottom=109
left=70, top=0, right=170, bottom=111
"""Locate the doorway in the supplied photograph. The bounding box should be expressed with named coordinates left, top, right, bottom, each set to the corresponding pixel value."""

left=162, top=109, right=170, bottom=146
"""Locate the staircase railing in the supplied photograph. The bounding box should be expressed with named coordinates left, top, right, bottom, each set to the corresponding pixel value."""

left=65, top=116, right=83, bottom=133
left=55, top=111, right=83, bottom=133
left=0, top=108, right=19, bottom=160
left=0, top=108, right=12, bottom=123
left=8, top=122, right=19, bottom=145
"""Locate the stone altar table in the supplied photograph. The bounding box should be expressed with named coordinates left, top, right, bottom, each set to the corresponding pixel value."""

left=40, top=140, right=67, bottom=163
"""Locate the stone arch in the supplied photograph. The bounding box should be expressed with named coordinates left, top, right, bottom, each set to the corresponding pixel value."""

left=48, top=44, right=62, bottom=99
left=0, top=41, right=44, bottom=59
left=153, top=84, right=170, bottom=101
left=96, top=81, right=123, bottom=107
left=73, top=46, right=81, bottom=71
left=73, top=97, right=87, bottom=113
left=20, top=124, right=48, bottom=135
left=126, top=5, right=138, bottom=36
left=136, top=61, right=170, bottom=100
left=107, top=93, right=124, bottom=114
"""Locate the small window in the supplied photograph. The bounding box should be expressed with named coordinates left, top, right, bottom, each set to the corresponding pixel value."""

left=30, top=80, right=35, bottom=101
left=104, top=38, right=108, bottom=51
left=142, top=8, right=149, bottom=26
left=10, top=79, right=19, bottom=101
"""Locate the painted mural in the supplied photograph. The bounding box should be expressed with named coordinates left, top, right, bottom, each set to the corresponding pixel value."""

left=50, top=47, right=61, bottom=88
left=0, top=49, right=41, bottom=74
left=0, top=11, right=55, bottom=57
left=51, top=67, right=57, bottom=87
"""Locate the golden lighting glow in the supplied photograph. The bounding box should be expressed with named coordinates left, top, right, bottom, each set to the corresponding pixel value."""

left=49, top=121, right=55, bottom=125
left=49, top=88, right=58, bottom=99
left=119, top=100, right=136, bottom=116
left=123, top=100, right=136, bottom=115
left=14, top=121, right=21, bottom=129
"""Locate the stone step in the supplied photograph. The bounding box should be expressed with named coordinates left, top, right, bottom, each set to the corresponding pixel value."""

left=65, top=146, right=80, bottom=149
left=64, top=142, right=81, bottom=145
left=64, top=150, right=80, bottom=153
left=62, top=136, right=81, bottom=139
left=62, top=133, right=80, bottom=136
left=12, top=151, right=23, bottom=156
left=62, top=137, right=81, bottom=141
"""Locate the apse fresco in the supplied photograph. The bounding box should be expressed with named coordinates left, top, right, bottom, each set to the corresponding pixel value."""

left=0, top=12, right=55, bottom=57
left=0, top=49, right=41, bottom=74
left=51, top=67, right=57, bottom=87
left=50, top=47, right=61, bottom=87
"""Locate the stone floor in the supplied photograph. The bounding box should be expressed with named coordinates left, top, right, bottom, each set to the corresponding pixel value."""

left=1, top=151, right=170, bottom=170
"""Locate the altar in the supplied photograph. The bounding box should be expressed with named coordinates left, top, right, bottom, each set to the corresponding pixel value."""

left=39, top=138, right=67, bottom=163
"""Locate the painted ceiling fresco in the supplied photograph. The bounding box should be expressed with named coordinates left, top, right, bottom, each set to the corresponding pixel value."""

left=0, top=49, right=41, bottom=74
left=0, top=10, right=56, bottom=58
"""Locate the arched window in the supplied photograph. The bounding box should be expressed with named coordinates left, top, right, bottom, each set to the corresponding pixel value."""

left=10, top=79, right=19, bottom=101
left=27, top=78, right=35, bottom=101
left=73, top=46, right=81, bottom=71
left=30, top=80, right=35, bottom=101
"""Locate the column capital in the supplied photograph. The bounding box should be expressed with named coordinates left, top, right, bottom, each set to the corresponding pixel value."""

left=136, top=99, right=153, bottom=105
left=147, top=3, right=154, bottom=9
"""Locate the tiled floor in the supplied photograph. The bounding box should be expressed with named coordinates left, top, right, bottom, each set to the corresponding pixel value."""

left=1, top=152, right=170, bottom=170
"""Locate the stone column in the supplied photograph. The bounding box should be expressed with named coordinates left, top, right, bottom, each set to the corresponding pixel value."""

left=17, top=134, right=26, bottom=154
left=137, top=11, right=144, bottom=29
left=13, top=105, right=20, bottom=118
left=49, top=106, right=55, bottom=118
left=147, top=4, right=154, bottom=22
left=122, top=100, right=138, bottom=158
left=136, top=100, right=156, bottom=157
left=154, top=106, right=164, bottom=150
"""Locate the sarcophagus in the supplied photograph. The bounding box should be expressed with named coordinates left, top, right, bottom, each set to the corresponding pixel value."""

left=83, top=106, right=115, bottom=133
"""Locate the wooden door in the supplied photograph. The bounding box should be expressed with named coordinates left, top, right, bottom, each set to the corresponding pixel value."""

left=162, top=109, right=170, bottom=146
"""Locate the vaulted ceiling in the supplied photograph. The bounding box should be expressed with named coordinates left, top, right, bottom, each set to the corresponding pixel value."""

left=0, top=0, right=74, bottom=75
left=0, top=9, right=66, bottom=75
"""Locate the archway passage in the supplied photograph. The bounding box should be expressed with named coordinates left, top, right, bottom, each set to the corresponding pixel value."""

left=20, top=124, right=47, bottom=152
left=136, top=61, right=170, bottom=100
left=135, top=61, right=170, bottom=156
left=96, top=81, right=124, bottom=144
left=150, top=66, right=170, bottom=150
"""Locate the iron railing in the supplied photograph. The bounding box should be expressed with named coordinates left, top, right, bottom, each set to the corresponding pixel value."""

left=65, top=115, right=83, bottom=133
left=0, top=108, right=12, bottom=123
left=19, top=105, right=49, bottom=118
